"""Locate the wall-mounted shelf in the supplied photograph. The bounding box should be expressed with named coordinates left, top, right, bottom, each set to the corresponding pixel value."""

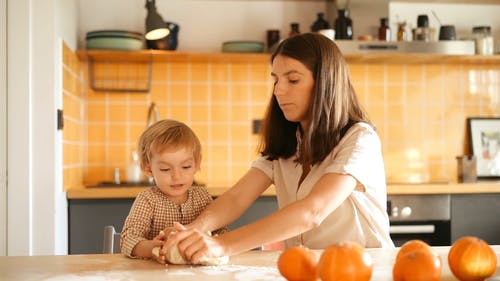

left=76, top=49, right=500, bottom=66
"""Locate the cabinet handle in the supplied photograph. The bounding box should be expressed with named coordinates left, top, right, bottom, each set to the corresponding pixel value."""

left=390, top=225, right=435, bottom=234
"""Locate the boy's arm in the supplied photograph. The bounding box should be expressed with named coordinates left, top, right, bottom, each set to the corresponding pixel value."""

left=121, top=192, right=159, bottom=258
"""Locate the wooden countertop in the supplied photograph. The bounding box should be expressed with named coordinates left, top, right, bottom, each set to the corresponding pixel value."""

left=1, top=246, right=499, bottom=280
left=67, top=181, right=500, bottom=199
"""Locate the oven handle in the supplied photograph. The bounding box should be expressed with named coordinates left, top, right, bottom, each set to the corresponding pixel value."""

left=390, top=225, right=435, bottom=234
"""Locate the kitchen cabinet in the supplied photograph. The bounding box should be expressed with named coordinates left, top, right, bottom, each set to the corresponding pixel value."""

left=451, top=193, right=500, bottom=245
left=68, top=196, right=278, bottom=254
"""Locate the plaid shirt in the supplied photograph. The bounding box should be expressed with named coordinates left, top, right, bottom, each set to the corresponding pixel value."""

left=120, top=185, right=226, bottom=257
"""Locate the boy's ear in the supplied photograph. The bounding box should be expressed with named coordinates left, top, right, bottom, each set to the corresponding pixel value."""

left=143, top=164, right=153, bottom=177
left=195, top=156, right=202, bottom=171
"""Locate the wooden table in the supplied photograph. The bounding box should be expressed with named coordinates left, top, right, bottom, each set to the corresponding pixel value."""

left=1, top=246, right=499, bottom=280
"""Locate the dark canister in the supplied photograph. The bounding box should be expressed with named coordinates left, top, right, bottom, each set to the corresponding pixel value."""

left=334, top=9, right=353, bottom=40
left=266, top=29, right=280, bottom=52
left=438, top=25, right=456, bottom=40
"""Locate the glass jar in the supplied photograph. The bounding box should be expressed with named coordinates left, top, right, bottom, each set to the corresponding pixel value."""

left=472, top=26, right=494, bottom=55
left=412, top=15, right=430, bottom=41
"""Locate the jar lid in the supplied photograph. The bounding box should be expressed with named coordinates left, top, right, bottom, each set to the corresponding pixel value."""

left=380, top=18, right=389, bottom=26
left=417, top=15, right=429, bottom=27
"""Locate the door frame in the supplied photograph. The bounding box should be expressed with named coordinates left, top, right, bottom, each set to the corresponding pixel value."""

left=0, top=0, right=7, bottom=256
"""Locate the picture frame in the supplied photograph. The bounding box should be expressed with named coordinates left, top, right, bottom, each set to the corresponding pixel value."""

left=467, top=117, right=500, bottom=179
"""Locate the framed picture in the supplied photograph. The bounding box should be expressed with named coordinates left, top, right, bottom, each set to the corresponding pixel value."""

left=467, top=117, right=500, bottom=179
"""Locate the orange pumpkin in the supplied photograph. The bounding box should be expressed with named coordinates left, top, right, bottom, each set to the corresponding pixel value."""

left=277, top=246, right=318, bottom=281
left=448, top=236, right=497, bottom=281
left=393, top=249, right=442, bottom=281
left=317, top=241, right=373, bottom=281
left=396, top=239, right=437, bottom=261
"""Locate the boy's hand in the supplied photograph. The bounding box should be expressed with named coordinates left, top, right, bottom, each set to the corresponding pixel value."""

left=151, top=231, right=166, bottom=264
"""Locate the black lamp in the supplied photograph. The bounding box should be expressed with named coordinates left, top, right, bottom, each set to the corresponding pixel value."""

left=145, top=0, right=169, bottom=40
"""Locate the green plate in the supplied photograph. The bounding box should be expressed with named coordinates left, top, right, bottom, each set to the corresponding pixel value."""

left=86, top=37, right=143, bottom=50
left=222, top=41, right=264, bottom=53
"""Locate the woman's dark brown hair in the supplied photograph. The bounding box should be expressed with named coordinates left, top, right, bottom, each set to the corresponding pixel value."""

left=258, top=33, right=372, bottom=166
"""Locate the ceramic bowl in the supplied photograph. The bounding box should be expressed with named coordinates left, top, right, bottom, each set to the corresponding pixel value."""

left=222, top=41, right=265, bottom=53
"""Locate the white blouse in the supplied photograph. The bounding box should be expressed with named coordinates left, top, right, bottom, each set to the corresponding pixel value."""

left=252, top=122, right=394, bottom=248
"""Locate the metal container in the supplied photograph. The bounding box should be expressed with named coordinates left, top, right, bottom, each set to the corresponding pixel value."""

left=456, top=155, right=477, bottom=183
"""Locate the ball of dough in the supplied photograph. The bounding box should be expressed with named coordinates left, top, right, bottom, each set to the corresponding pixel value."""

left=152, top=246, right=229, bottom=266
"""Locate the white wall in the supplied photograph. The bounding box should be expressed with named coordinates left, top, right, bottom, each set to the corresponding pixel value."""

left=6, top=0, right=77, bottom=256
left=78, top=0, right=328, bottom=51
left=389, top=2, right=500, bottom=41
left=1, top=0, right=7, bottom=256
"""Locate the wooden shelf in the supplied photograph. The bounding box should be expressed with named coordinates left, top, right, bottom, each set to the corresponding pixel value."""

left=66, top=182, right=500, bottom=199
left=76, top=49, right=500, bottom=65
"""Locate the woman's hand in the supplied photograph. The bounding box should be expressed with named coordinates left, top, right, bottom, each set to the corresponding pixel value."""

left=164, top=222, right=227, bottom=264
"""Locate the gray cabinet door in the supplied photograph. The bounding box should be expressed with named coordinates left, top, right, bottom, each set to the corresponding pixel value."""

left=451, top=193, right=500, bottom=245
left=68, top=196, right=278, bottom=254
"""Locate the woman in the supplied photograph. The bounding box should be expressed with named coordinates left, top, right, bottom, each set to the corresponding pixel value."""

left=163, top=33, right=393, bottom=264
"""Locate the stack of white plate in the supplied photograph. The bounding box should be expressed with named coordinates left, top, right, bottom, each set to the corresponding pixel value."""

left=86, top=30, right=144, bottom=50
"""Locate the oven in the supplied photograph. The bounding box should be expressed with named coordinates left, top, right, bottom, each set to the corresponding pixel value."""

left=387, top=194, right=451, bottom=246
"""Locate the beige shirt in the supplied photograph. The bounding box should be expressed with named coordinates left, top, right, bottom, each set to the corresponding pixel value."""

left=121, top=185, right=226, bottom=257
left=252, top=122, right=393, bottom=249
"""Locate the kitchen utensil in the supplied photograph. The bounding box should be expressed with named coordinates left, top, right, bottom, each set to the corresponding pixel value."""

left=439, top=25, right=456, bottom=40
left=222, top=41, right=264, bottom=53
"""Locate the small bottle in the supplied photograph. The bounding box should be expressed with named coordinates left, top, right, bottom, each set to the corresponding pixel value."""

left=311, top=13, right=330, bottom=32
left=397, top=22, right=408, bottom=41
left=334, top=9, right=353, bottom=40
left=413, top=15, right=430, bottom=41
left=289, top=23, right=301, bottom=38
left=126, top=150, right=142, bottom=183
left=378, top=18, right=391, bottom=41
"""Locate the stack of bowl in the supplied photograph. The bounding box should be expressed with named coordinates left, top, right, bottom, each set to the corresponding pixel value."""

left=86, top=30, right=144, bottom=50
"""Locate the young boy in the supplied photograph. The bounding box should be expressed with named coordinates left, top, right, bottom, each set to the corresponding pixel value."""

left=120, top=119, right=225, bottom=260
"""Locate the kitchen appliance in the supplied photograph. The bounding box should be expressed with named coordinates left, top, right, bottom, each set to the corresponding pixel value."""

left=387, top=194, right=451, bottom=246
left=334, top=40, right=475, bottom=55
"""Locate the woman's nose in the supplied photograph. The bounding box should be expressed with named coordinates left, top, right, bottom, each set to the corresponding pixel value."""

left=274, top=82, right=286, bottom=96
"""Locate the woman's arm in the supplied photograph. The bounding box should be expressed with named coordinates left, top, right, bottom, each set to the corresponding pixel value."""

left=189, top=167, right=272, bottom=233
left=170, top=172, right=357, bottom=263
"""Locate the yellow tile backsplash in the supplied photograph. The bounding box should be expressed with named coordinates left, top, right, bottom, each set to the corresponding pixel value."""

left=62, top=42, right=85, bottom=191
left=63, top=45, right=500, bottom=191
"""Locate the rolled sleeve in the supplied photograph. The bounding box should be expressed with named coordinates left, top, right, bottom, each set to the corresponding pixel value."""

left=251, top=156, right=274, bottom=182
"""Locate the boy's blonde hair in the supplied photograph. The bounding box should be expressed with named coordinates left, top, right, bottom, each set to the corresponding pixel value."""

left=137, top=119, right=202, bottom=170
